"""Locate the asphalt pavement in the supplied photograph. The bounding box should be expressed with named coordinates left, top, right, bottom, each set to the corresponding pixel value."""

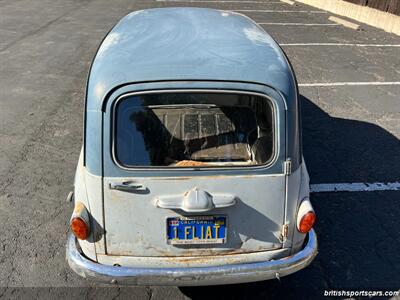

left=0, top=0, right=399, bottom=299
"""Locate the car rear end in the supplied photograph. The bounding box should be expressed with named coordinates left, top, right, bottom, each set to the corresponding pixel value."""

left=67, top=88, right=317, bottom=285
left=67, top=7, right=317, bottom=286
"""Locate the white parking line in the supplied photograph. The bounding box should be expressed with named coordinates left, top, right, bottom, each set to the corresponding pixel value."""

left=328, top=16, right=359, bottom=30
left=280, top=0, right=295, bottom=5
left=234, top=10, right=326, bottom=13
left=258, top=22, right=339, bottom=26
left=281, top=43, right=400, bottom=47
left=310, top=182, right=400, bottom=193
left=156, top=0, right=282, bottom=2
left=299, top=82, right=400, bottom=87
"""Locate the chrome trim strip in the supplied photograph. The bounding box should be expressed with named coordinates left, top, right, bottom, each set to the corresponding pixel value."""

left=66, top=229, right=317, bottom=286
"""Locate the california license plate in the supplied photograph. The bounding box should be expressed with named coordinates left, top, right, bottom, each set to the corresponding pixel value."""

left=167, top=216, right=227, bottom=245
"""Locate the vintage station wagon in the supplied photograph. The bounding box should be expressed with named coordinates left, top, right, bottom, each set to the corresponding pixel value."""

left=67, top=7, right=317, bottom=285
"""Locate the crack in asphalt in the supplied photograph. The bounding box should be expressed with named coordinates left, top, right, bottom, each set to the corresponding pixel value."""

left=0, top=6, right=79, bottom=54
left=146, top=286, right=154, bottom=300
left=111, top=286, right=122, bottom=300
left=1, top=228, right=21, bottom=288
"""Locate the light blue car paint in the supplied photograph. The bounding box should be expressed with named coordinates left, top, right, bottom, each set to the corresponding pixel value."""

left=84, top=7, right=301, bottom=176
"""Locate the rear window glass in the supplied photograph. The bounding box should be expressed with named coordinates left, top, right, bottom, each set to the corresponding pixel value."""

left=114, top=92, right=274, bottom=168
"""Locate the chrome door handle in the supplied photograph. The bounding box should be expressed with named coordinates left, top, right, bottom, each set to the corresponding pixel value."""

left=109, top=181, right=143, bottom=192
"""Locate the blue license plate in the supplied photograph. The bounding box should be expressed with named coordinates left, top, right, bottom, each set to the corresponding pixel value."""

left=167, top=216, right=227, bottom=245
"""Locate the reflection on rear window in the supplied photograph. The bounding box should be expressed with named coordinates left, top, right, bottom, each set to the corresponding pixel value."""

left=114, top=93, right=274, bottom=168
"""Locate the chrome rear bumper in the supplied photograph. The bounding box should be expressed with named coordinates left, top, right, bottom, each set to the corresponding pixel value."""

left=67, top=229, right=317, bottom=286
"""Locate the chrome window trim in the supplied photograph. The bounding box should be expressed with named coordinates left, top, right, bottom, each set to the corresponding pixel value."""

left=110, top=89, right=280, bottom=172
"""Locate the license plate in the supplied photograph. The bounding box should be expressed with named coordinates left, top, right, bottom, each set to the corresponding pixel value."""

left=167, top=216, right=227, bottom=245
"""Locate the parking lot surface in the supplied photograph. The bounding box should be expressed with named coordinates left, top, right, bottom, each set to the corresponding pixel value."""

left=0, top=0, right=399, bottom=299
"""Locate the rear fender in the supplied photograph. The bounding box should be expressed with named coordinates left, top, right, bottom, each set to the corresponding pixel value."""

left=283, top=160, right=311, bottom=253
left=73, top=149, right=98, bottom=260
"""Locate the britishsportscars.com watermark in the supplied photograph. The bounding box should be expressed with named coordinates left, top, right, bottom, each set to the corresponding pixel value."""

left=324, top=290, right=400, bottom=297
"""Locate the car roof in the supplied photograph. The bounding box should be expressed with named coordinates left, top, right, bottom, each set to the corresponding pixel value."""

left=86, top=7, right=296, bottom=110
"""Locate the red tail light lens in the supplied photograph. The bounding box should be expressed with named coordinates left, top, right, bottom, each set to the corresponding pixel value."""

left=298, top=211, right=316, bottom=234
left=70, top=217, right=89, bottom=240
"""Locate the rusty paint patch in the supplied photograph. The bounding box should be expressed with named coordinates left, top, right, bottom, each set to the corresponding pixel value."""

left=108, top=190, right=126, bottom=202
left=106, top=244, right=282, bottom=258
left=73, top=202, right=85, bottom=214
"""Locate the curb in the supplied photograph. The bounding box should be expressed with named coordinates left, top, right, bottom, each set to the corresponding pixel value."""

left=295, top=0, right=400, bottom=36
